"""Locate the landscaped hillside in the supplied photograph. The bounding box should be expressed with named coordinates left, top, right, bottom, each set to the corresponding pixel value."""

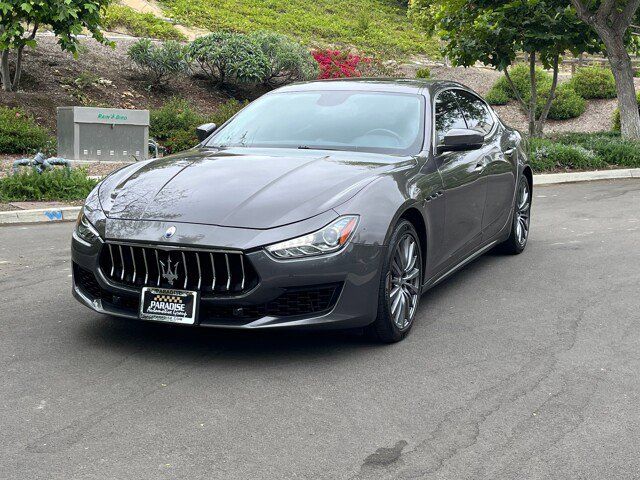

left=159, top=0, right=439, bottom=57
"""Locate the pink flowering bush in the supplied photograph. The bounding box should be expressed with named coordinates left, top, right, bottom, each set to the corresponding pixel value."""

left=311, top=49, right=372, bottom=79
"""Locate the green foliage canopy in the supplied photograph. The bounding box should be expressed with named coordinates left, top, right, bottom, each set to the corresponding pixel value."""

left=409, top=0, right=602, bottom=135
left=409, top=0, right=601, bottom=70
left=0, top=0, right=111, bottom=91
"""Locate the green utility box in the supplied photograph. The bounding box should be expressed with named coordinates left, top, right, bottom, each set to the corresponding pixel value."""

left=57, top=107, right=149, bottom=161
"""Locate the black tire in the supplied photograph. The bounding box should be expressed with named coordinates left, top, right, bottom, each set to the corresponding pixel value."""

left=499, top=174, right=531, bottom=255
left=367, top=220, right=423, bottom=343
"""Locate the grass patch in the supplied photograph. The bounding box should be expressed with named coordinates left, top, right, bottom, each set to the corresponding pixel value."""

left=160, top=0, right=439, bottom=57
left=103, top=4, right=186, bottom=41
left=0, top=107, right=54, bottom=155
left=531, top=132, right=640, bottom=172
left=0, top=168, right=98, bottom=202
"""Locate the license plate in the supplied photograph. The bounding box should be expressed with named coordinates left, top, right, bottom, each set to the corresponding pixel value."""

left=139, top=287, right=198, bottom=325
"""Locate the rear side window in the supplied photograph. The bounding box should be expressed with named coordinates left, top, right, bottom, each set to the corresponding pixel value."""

left=434, top=90, right=467, bottom=145
left=454, top=90, right=495, bottom=135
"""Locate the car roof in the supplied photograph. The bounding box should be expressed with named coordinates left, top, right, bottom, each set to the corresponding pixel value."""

left=275, top=78, right=466, bottom=96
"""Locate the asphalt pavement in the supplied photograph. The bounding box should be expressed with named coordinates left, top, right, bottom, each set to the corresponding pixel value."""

left=1, top=179, right=639, bottom=480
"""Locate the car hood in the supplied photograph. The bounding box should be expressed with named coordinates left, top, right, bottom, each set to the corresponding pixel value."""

left=99, top=148, right=415, bottom=229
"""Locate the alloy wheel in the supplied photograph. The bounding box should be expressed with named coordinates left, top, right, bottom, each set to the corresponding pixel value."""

left=515, top=179, right=531, bottom=246
left=387, top=233, right=421, bottom=330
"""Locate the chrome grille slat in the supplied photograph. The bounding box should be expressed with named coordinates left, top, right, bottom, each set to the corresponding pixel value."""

left=210, top=253, right=216, bottom=291
left=240, top=255, right=245, bottom=290
left=182, top=251, right=188, bottom=289
left=225, top=254, right=231, bottom=291
left=155, top=250, right=161, bottom=286
left=118, top=245, right=125, bottom=281
left=195, top=253, right=202, bottom=290
left=99, top=243, right=257, bottom=296
left=142, top=249, right=149, bottom=284
left=108, top=244, right=115, bottom=277
left=130, top=246, right=137, bottom=284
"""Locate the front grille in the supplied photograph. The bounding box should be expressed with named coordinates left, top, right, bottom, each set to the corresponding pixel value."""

left=73, top=263, right=102, bottom=299
left=200, top=283, right=342, bottom=320
left=98, top=243, right=259, bottom=296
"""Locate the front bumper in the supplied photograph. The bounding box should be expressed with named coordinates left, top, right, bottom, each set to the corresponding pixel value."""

left=71, top=226, right=385, bottom=330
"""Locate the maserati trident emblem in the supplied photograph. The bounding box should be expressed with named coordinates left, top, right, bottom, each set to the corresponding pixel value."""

left=159, top=257, right=180, bottom=286
left=164, top=226, right=177, bottom=239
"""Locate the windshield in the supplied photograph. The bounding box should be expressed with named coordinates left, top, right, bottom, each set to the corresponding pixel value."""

left=206, top=90, right=425, bottom=155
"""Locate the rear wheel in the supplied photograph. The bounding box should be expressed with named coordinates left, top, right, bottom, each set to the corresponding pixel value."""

left=368, top=220, right=422, bottom=343
left=499, top=174, right=531, bottom=254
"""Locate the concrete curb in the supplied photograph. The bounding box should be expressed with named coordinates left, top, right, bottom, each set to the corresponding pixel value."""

left=0, top=206, right=81, bottom=225
left=534, top=168, right=640, bottom=185
left=1, top=169, right=639, bottom=226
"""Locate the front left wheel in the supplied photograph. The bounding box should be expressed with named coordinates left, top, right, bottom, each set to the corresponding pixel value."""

left=367, top=220, right=422, bottom=343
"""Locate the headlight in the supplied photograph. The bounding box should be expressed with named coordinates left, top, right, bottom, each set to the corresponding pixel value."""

left=74, top=211, right=101, bottom=244
left=266, top=216, right=359, bottom=260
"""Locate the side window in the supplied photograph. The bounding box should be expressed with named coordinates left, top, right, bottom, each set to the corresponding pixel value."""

left=434, top=90, right=467, bottom=145
left=454, top=90, right=494, bottom=135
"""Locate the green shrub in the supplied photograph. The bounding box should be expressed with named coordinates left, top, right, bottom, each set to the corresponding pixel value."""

left=0, top=107, right=54, bottom=155
left=612, top=90, right=640, bottom=131
left=569, top=66, right=616, bottom=99
left=552, top=132, right=640, bottom=168
left=128, top=38, right=188, bottom=88
left=531, top=139, right=605, bottom=171
left=0, top=168, right=97, bottom=202
left=536, top=83, right=586, bottom=120
left=416, top=67, right=431, bottom=79
left=103, top=5, right=186, bottom=41
left=150, top=97, right=246, bottom=154
left=485, top=86, right=510, bottom=105
left=249, top=31, right=318, bottom=86
left=491, top=64, right=552, bottom=102
left=187, top=32, right=270, bottom=86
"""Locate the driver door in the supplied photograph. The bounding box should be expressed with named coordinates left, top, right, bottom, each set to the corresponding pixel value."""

left=434, top=89, right=488, bottom=263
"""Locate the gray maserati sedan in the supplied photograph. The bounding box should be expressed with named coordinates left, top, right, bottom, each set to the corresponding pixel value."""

left=71, top=79, right=531, bottom=342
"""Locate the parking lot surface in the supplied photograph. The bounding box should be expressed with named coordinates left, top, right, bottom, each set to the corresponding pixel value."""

left=1, top=179, right=639, bottom=479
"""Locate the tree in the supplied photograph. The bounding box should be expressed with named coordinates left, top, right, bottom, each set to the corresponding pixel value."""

left=409, top=0, right=602, bottom=136
left=570, top=0, right=640, bottom=139
left=0, top=0, right=111, bottom=92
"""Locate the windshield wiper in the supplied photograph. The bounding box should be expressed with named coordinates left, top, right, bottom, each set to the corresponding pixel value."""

left=297, top=145, right=346, bottom=152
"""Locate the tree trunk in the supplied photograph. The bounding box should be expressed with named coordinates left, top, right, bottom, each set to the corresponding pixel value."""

left=12, top=45, right=24, bottom=91
left=528, top=53, right=537, bottom=137
left=534, top=55, right=560, bottom=136
left=602, top=33, right=640, bottom=139
left=1, top=50, right=12, bottom=92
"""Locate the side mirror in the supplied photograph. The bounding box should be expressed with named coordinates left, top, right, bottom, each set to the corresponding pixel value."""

left=196, top=123, right=217, bottom=142
left=437, top=128, right=484, bottom=154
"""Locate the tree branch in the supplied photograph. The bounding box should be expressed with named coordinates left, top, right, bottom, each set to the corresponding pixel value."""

left=570, top=0, right=596, bottom=25
left=596, top=0, right=618, bottom=23
left=615, top=0, right=640, bottom=30
left=504, top=67, right=528, bottom=112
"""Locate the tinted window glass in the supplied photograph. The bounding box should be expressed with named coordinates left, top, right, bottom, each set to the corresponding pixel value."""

left=455, top=90, right=494, bottom=135
left=206, top=91, right=425, bottom=155
left=435, top=90, right=467, bottom=145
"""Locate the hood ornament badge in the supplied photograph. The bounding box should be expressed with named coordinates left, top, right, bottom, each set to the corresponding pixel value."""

left=164, top=226, right=177, bottom=239
left=159, top=257, right=180, bottom=286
